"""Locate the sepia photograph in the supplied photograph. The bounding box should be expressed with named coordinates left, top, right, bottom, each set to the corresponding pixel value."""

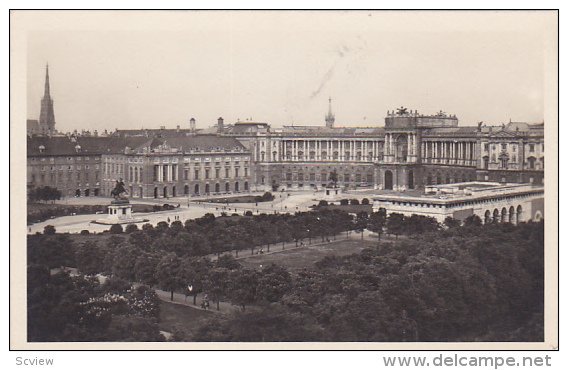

left=10, top=9, right=558, bottom=350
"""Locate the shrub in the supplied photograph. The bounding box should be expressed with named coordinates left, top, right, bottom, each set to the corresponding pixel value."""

left=109, top=224, right=124, bottom=234
left=350, top=199, right=360, bottom=205
left=125, top=224, right=139, bottom=234
left=43, top=225, right=56, bottom=235
left=261, top=192, right=274, bottom=201
left=80, top=229, right=90, bottom=235
left=245, top=210, right=253, bottom=216
left=318, top=200, right=329, bottom=207
left=339, top=199, right=349, bottom=206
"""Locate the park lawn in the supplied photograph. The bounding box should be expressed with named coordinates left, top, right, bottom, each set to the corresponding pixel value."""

left=238, top=237, right=379, bottom=273
left=158, top=301, right=213, bottom=337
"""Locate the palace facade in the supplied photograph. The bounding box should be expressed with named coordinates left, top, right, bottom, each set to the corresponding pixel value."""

left=229, top=107, right=544, bottom=192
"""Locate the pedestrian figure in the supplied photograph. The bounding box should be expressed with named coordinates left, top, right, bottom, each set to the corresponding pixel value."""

left=167, top=217, right=170, bottom=223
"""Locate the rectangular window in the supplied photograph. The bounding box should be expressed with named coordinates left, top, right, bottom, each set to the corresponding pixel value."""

left=194, top=169, right=200, bottom=180
left=215, top=168, right=220, bottom=178
left=501, top=143, right=507, bottom=150
left=235, top=168, right=240, bottom=177
left=529, top=144, right=535, bottom=152
left=184, top=170, right=189, bottom=180
left=205, top=169, right=210, bottom=179
left=244, top=168, right=248, bottom=177
left=225, top=168, right=230, bottom=178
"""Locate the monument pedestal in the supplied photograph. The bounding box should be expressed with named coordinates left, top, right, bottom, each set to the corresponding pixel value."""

left=94, top=200, right=147, bottom=225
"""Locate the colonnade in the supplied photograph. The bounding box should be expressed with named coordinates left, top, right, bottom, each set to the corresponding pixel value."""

left=422, top=140, right=476, bottom=166
left=280, top=139, right=384, bottom=162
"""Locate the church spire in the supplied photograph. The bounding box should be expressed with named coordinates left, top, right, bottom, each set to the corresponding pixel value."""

left=325, top=96, right=335, bottom=128
left=44, top=63, right=51, bottom=97
left=39, top=63, right=56, bottom=135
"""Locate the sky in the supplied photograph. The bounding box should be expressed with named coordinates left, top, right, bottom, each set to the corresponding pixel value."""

left=24, top=11, right=555, bottom=133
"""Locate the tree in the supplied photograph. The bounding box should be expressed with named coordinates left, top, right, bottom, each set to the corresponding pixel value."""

left=229, top=268, right=259, bottom=311
left=75, top=241, right=107, bottom=275
left=204, top=267, right=230, bottom=310
left=109, top=243, right=141, bottom=281
left=43, top=225, right=56, bottom=235
left=318, top=200, right=329, bottom=207
left=109, top=224, right=123, bottom=234
left=361, top=198, right=370, bottom=205
left=155, top=253, right=184, bottom=301
left=463, top=214, right=483, bottom=227
left=354, top=212, right=369, bottom=239
left=386, top=213, right=406, bottom=240
left=368, top=209, right=387, bottom=243
left=257, top=264, right=293, bottom=303
left=180, top=257, right=212, bottom=305
left=443, top=216, right=461, bottom=229
left=134, top=252, right=160, bottom=286
left=350, top=199, right=360, bottom=205
left=340, top=199, right=349, bottom=206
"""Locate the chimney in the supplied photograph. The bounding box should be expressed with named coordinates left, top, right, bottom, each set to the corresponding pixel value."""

left=217, top=117, right=224, bottom=133
left=190, top=117, right=196, bottom=132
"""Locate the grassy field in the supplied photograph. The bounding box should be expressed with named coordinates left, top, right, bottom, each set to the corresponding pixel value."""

left=238, top=236, right=379, bottom=273
left=158, top=301, right=213, bottom=338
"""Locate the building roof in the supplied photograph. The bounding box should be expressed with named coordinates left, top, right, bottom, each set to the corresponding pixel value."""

left=28, top=134, right=247, bottom=157
left=279, top=125, right=385, bottom=137
left=162, top=135, right=246, bottom=152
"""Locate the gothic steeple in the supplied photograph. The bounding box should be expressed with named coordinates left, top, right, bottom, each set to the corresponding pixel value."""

left=39, top=63, right=56, bottom=135
left=44, top=63, right=51, bottom=97
left=325, top=97, right=335, bottom=128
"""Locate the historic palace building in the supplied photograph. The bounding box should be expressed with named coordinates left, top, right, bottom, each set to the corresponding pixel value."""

left=26, top=65, right=544, bottom=198
left=230, top=105, right=544, bottom=192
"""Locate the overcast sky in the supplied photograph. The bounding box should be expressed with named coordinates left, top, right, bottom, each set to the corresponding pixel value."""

left=25, top=11, right=554, bottom=133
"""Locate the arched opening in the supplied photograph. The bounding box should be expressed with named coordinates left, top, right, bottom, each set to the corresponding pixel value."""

left=194, top=184, right=200, bottom=195
left=395, top=134, right=408, bottom=163
left=154, top=187, right=158, bottom=198
left=484, top=210, right=492, bottom=224
left=445, top=176, right=451, bottom=184
left=436, top=173, right=442, bottom=184
left=225, top=182, right=230, bottom=192
left=501, top=207, right=508, bottom=223
left=517, top=205, right=523, bottom=222
left=427, top=175, right=432, bottom=185
left=139, top=187, right=143, bottom=198
left=84, top=189, right=90, bottom=197
left=534, top=211, right=543, bottom=222
left=408, top=170, right=414, bottom=189
left=215, top=183, right=220, bottom=193
left=163, top=187, right=168, bottom=198
left=94, top=188, right=99, bottom=196
left=184, top=185, right=189, bottom=195
left=493, top=208, right=500, bottom=223
left=205, top=184, right=210, bottom=194
left=172, top=186, right=176, bottom=197
left=75, top=189, right=81, bottom=197
left=244, top=181, right=249, bottom=191
left=509, top=206, right=516, bottom=224
left=235, top=182, right=240, bottom=192
left=384, top=170, right=393, bottom=190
